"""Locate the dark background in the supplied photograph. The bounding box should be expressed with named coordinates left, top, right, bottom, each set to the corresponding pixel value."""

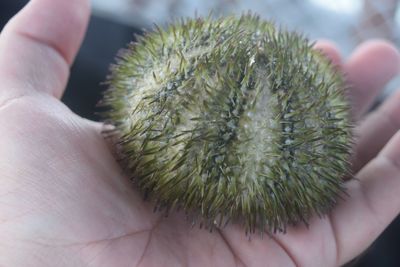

left=1, top=1, right=399, bottom=266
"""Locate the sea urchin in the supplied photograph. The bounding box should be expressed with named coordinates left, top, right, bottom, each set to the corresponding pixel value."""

left=101, top=14, right=352, bottom=234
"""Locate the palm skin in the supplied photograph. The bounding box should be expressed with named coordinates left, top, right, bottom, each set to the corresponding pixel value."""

left=0, top=95, right=345, bottom=267
left=1, top=1, right=400, bottom=267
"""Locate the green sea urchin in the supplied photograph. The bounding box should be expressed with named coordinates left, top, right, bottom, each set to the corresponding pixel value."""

left=101, top=14, right=352, bottom=234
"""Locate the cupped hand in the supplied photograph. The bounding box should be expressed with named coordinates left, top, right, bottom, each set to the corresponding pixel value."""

left=0, top=1, right=399, bottom=267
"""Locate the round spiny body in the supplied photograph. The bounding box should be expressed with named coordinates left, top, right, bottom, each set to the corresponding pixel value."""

left=102, top=14, right=352, bottom=233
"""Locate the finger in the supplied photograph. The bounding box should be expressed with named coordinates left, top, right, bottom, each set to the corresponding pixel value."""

left=0, top=0, right=90, bottom=100
left=331, top=130, right=400, bottom=265
left=344, top=40, right=400, bottom=119
left=313, top=39, right=342, bottom=67
left=352, top=91, right=400, bottom=172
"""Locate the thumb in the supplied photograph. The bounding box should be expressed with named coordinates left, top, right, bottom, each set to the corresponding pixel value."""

left=0, top=0, right=90, bottom=101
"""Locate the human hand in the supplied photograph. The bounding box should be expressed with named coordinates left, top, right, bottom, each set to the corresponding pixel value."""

left=0, top=1, right=399, bottom=266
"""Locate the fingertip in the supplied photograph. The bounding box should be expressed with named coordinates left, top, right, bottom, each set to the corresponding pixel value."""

left=345, top=39, right=400, bottom=117
left=346, top=39, right=400, bottom=75
left=313, top=39, right=342, bottom=67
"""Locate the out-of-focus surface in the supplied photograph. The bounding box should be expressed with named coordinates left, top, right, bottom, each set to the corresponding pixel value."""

left=1, top=1, right=400, bottom=266
left=92, top=0, right=400, bottom=53
left=92, top=0, right=400, bottom=99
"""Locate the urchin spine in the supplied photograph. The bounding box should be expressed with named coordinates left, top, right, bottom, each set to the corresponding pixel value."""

left=101, top=14, right=352, bottom=234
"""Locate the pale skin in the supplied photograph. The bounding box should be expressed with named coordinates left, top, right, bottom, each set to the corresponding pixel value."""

left=0, top=1, right=400, bottom=267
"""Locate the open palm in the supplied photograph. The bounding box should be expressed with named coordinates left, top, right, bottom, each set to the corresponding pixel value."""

left=1, top=1, right=400, bottom=266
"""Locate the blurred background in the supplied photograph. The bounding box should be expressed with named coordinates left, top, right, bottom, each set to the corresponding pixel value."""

left=1, top=0, right=400, bottom=266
